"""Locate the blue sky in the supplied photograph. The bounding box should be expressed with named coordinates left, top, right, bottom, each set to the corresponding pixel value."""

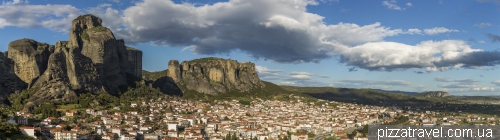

left=2, top=0, right=500, bottom=95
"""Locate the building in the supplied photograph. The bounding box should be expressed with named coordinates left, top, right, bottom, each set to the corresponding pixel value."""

left=19, top=126, right=36, bottom=138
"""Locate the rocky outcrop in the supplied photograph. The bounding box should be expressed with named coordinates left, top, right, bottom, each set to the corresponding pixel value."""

left=0, top=52, right=27, bottom=100
left=32, top=41, right=103, bottom=94
left=126, top=46, right=142, bottom=79
left=418, top=91, right=450, bottom=97
left=69, top=14, right=131, bottom=92
left=167, top=57, right=265, bottom=95
left=8, top=39, right=51, bottom=85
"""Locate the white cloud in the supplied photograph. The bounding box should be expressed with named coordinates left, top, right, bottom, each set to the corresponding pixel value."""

left=255, top=66, right=283, bottom=77
left=406, top=28, right=422, bottom=34
left=109, top=0, right=120, bottom=3
left=382, top=0, right=404, bottom=10
left=406, top=2, right=412, bottom=7
left=0, top=0, right=82, bottom=32
left=491, top=80, right=500, bottom=86
left=289, top=71, right=313, bottom=79
left=423, top=27, right=459, bottom=35
left=278, top=81, right=296, bottom=85
left=474, top=22, right=492, bottom=28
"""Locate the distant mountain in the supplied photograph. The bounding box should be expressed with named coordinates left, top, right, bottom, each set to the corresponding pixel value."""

left=369, top=89, right=420, bottom=95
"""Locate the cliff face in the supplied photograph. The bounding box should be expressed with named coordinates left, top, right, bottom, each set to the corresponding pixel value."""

left=419, top=91, right=450, bottom=97
left=69, top=14, right=131, bottom=91
left=126, top=47, right=143, bottom=79
left=0, top=52, right=27, bottom=101
left=7, top=39, right=51, bottom=85
left=167, top=58, right=265, bottom=95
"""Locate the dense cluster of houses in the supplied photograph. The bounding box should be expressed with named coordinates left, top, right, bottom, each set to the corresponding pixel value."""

left=7, top=95, right=499, bottom=140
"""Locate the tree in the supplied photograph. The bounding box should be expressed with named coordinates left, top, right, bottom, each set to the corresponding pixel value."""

left=348, top=131, right=357, bottom=139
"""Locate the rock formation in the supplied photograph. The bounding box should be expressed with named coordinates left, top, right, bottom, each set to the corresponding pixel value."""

left=0, top=52, right=27, bottom=101
left=3, top=14, right=143, bottom=108
left=68, top=14, right=131, bottom=91
left=32, top=41, right=103, bottom=94
left=126, top=46, right=142, bottom=79
left=167, top=57, right=265, bottom=95
left=418, top=91, right=450, bottom=97
left=7, top=39, right=51, bottom=85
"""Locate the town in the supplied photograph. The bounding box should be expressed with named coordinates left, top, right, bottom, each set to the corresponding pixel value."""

left=3, top=94, right=500, bottom=140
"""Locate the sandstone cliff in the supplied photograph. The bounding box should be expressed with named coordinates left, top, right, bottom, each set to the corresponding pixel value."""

left=167, top=57, right=265, bottom=95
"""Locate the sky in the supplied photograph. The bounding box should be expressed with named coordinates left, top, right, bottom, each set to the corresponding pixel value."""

left=2, top=0, right=500, bottom=95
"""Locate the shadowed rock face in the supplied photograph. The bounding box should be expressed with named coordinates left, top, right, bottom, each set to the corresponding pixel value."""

left=69, top=14, right=131, bottom=92
left=0, top=52, right=27, bottom=101
left=33, top=42, right=103, bottom=94
left=167, top=58, right=265, bottom=95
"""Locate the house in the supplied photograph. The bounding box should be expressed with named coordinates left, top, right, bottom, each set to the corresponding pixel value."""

left=121, top=134, right=136, bottom=140
left=66, top=110, right=78, bottom=117
left=86, top=108, right=95, bottom=114
left=57, top=131, right=78, bottom=140
left=131, top=102, right=138, bottom=107
left=167, top=122, right=178, bottom=131
left=19, top=126, right=36, bottom=138
left=17, top=116, right=28, bottom=125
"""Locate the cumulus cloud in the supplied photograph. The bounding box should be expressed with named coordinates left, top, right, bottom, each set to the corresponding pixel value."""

left=435, top=76, right=477, bottom=83
left=423, top=27, right=459, bottom=35
left=255, top=66, right=282, bottom=77
left=382, top=0, right=404, bottom=10
left=0, top=0, right=82, bottom=32
left=406, top=28, right=422, bottom=34
left=4, top=0, right=500, bottom=72
left=475, top=22, right=492, bottom=28
left=487, top=33, right=500, bottom=42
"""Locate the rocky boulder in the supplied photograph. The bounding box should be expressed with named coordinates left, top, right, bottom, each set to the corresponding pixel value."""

left=167, top=57, right=265, bottom=95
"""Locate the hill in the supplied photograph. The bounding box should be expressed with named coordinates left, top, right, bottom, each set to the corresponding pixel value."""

left=280, top=86, right=500, bottom=115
